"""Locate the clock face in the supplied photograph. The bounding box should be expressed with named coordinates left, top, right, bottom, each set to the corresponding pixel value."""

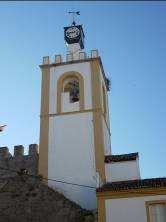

left=66, top=27, right=80, bottom=39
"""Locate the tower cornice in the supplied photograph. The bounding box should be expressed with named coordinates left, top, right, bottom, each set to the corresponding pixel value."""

left=39, top=57, right=110, bottom=91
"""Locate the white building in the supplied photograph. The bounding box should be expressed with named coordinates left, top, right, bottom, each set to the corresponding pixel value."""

left=97, top=153, right=166, bottom=222
left=38, top=20, right=166, bottom=221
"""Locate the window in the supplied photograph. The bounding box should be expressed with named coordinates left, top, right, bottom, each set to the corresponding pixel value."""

left=63, top=77, right=79, bottom=103
left=146, top=201, right=166, bottom=222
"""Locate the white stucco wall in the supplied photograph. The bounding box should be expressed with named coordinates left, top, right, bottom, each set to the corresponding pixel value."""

left=105, top=159, right=140, bottom=182
left=61, top=92, right=79, bottom=112
left=48, top=112, right=97, bottom=210
left=47, top=59, right=111, bottom=209
left=49, top=62, right=92, bottom=114
left=68, top=43, right=83, bottom=60
left=105, top=195, right=166, bottom=222
left=102, top=117, right=111, bottom=156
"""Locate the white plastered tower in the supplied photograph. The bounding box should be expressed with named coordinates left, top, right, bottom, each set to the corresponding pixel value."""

left=39, top=23, right=111, bottom=210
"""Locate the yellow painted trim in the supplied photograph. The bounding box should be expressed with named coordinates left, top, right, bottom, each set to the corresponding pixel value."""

left=146, top=200, right=166, bottom=222
left=40, top=108, right=102, bottom=117
left=146, top=199, right=166, bottom=205
left=96, top=187, right=166, bottom=199
left=57, top=71, right=84, bottom=114
left=40, top=57, right=94, bottom=68
left=146, top=201, right=151, bottom=222
left=97, top=189, right=166, bottom=222
left=97, top=197, right=106, bottom=222
left=39, top=66, right=50, bottom=182
left=90, top=60, right=106, bottom=183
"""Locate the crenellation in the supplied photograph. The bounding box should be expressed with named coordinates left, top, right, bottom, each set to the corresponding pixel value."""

left=66, top=53, right=73, bottom=62
left=42, top=49, right=99, bottom=65
left=14, top=145, right=24, bottom=157
left=91, top=49, right=98, bottom=58
left=0, top=147, right=10, bottom=160
left=55, top=54, right=62, bottom=63
left=43, top=56, right=50, bottom=64
left=79, top=51, right=86, bottom=60
left=29, top=144, right=38, bottom=157
left=0, top=144, right=38, bottom=177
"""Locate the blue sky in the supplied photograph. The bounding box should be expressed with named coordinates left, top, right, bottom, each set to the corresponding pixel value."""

left=0, top=2, right=165, bottom=179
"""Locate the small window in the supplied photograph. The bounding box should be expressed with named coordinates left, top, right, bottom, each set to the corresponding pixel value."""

left=146, top=201, right=166, bottom=222
left=63, top=77, right=79, bottom=103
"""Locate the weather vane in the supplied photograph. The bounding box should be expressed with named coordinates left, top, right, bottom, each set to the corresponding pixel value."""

left=0, top=124, right=7, bottom=133
left=68, top=11, right=80, bottom=26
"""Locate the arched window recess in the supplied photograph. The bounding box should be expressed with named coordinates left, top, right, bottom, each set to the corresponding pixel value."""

left=63, top=77, right=80, bottom=103
left=57, top=71, right=84, bottom=113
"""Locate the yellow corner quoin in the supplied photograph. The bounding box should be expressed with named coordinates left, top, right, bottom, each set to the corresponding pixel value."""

left=57, top=71, right=84, bottom=114
left=90, top=59, right=106, bottom=183
left=97, top=197, right=106, bottom=222
left=39, top=65, right=50, bottom=182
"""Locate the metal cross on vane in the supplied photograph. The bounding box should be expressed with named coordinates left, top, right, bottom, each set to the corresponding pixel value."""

left=68, top=11, right=80, bottom=26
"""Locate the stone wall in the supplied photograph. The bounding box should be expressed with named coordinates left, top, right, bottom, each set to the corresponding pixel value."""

left=0, top=144, right=38, bottom=178
left=0, top=145, right=98, bottom=221
left=0, top=175, right=97, bottom=222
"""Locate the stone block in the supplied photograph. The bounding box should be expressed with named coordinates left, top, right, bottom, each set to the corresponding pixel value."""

left=0, top=147, right=9, bottom=159
left=29, top=144, right=38, bottom=156
left=14, top=145, right=24, bottom=157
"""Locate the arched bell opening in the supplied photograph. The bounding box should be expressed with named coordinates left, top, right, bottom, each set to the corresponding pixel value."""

left=57, top=72, right=84, bottom=113
left=63, top=76, right=80, bottom=103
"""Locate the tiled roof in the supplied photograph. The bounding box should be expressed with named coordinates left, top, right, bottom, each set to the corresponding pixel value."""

left=105, top=153, right=138, bottom=163
left=97, top=178, right=166, bottom=192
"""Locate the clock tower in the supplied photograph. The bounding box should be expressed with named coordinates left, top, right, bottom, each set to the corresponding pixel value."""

left=39, top=22, right=111, bottom=210
left=64, top=24, right=85, bottom=60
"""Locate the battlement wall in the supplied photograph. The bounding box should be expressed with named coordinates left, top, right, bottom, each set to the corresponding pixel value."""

left=42, top=49, right=99, bottom=65
left=0, top=144, right=38, bottom=178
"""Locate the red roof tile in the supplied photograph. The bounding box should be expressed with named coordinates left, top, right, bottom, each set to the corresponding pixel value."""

left=97, top=178, right=166, bottom=192
left=105, top=153, right=138, bottom=163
